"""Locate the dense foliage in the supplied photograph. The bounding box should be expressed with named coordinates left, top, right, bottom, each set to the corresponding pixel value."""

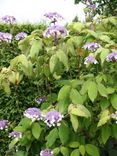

left=75, top=0, right=117, bottom=16
left=0, top=22, right=46, bottom=155
left=0, top=14, right=117, bottom=156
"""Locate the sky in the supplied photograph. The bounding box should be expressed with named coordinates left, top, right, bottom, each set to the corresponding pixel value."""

left=0, top=0, right=85, bottom=23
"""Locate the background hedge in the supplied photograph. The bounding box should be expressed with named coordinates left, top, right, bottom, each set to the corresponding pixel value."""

left=0, top=23, right=46, bottom=155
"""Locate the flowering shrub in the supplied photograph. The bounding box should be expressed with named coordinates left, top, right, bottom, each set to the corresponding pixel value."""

left=0, top=14, right=117, bottom=156
left=1, top=15, right=16, bottom=24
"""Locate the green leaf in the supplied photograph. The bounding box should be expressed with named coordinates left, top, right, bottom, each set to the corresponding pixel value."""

left=14, top=126, right=26, bottom=133
left=70, top=114, right=79, bottom=132
left=100, top=48, right=109, bottom=64
left=100, top=99, right=110, bottom=110
left=14, top=151, right=27, bottom=156
left=61, top=146, right=69, bottom=156
left=85, top=144, right=99, bottom=156
left=70, top=88, right=83, bottom=104
left=110, top=94, right=117, bottom=109
left=107, top=87, right=115, bottom=94
left=20, top=131, right=32, bottom=146
left=97, top=109, right=110, bottom=127
left=88, top=81, right=98, bottom=102
left=46, top=128, right=59, bottom=147
left=49, top=54, right=58, bottom=73
left=19, top=118, right=32, bottom=131
left=67, top=141, right=79, bottom=148
left=68, top=104, right=91, bottom=118
left=57, top=85, right=71, bottom=113
left=70, top=149, right=80, bottom=156
left=58, top=122, right=70, bottom=145
left=31, top=122, right=42, bottom=139
left=9, top=138, right=18, bottom=149
left=109, top=17, right=117, bottom=26
left=53, top=147, right=60, bottom=156
left=99, top=35, right=111, bottom=43
left=97, top=83, right=108, bottom=97
left=79, top=145, right=85, bottom=156
left=58, top=85, right=71, bottom=102
left=80, top=80, right=89, bottom=95
left=112, top=124, right=117, bottom=139
left=56, top=50, right=69, bottom=71
left=101, top=125, right=111, bottom=144
left=2, top=80, right=11, bottom=95
left=30, top=40, right=42, bottom=59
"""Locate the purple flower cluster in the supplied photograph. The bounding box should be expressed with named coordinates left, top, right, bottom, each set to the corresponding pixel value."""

left=106, top=52, right=117, bottom=62
left=0, top=32, right=12, bottom=42
left=24, top=108, right=41, bottom=121
left=44, top=111, right=63, bottom=127
left=44, top=25, right=67, bottom=37
left=83, top=42, right=100, bottom=52
left=40, top=149, right=53, bottom=156
left=9, top=131, right=22, bottom=139
left=1, top=15, right=16, bottom=24
left=35, top=96, right=47, bottom=104
left=86, top=0, right=96, bottom=10
left=44, top=12, right=63, bottom=22
left=0, top=120, right=9, bottom=130
left=15, top=32, right=27, bottom=41
left=84, top=56, right=98, bottom=64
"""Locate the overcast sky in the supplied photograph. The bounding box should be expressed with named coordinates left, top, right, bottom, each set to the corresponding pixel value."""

left=0, top=0, right=85, bottom=23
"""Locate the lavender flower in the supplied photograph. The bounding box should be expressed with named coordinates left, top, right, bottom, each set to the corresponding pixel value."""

left=44, top=12, right=63, bottom=22
left=83, top=42, right=100, bottom=52
left=0, top=32, right=12, bottom=42
left=35, top=96, right=47, bottom=104
left=9, top=131, right=22, bottom=139
left=44, top=25, right=67, bottom=38
left=84, top=56, right=98, bottom=64
left=44, top=111, right=63, bottom=127
left=24, top=108, right=41, bottom=121
left=106, top=52, right=117, bottom=62
left=0, top=120, right=9, bottom=130
left=40, top=149, right=53, bottom=156
left=15, top=32, right=27, bottom=41
left=1, top=15, right=16, bottom=24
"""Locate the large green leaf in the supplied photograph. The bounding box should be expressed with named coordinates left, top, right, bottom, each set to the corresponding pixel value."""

left=88, top=81, right=98, bottom=102
left=79, top=145, right=85, bottom=156
left=70, top=149, right=80, bottom=156
left=56, top=50, right=69, bottom=71
left=110, top=94, right=117, bottom=109
left=101, top=125, right=111, bottom=144
left=30, top=40, right=42, bottom=59
left=31, top=122, right=42, bottom=139
left=61, top=146, right=69, bottom=156
left=58, top=122, right=70, bottom=145
left=100, top=48, right=109, bottom=64
left=46, top=128, right=59, bottom=147
left=97, top=83, right=108, bottom=97
left=58, top=85, right=71, bottom=102
left=70, top=88, right=83, bottom=104
left=97, top=109, right=110, bottom=127
left=19, top=118, right=32, bottom=131
left=68, top=104, right=91, bottom=118
left=70, top=114, right=79, bottom=132
left=49, top=54, right=59, bottom=73
left=85, top=144, right=99, bottom=156
left=9, top=138, right=19, bottom=149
